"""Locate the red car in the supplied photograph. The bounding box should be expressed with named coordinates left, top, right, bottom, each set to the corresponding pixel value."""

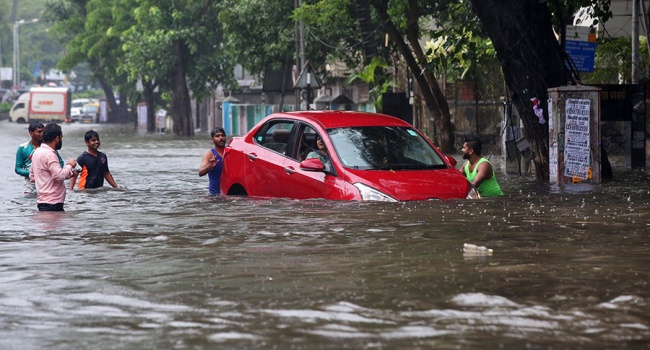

left=221, top=111, right=473, bottom=201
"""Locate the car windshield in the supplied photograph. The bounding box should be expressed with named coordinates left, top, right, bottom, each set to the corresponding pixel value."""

left=83, top=106, right=98, bottom=113
left=327, top=126, right=448, bottom=170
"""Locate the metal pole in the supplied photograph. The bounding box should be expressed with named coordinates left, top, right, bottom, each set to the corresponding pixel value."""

left=298, top=0, right=307, bottom=110
left=632, top=0, right=640, bottom=83
left=13, top=22, right=19, bottom=86
left=13, top=18, right=38, bottom=87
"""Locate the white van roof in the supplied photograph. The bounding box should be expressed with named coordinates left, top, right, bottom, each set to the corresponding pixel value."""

left=30, top=87, right=71, bottom=93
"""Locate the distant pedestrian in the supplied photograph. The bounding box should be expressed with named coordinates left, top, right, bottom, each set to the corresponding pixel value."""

left=461, top=136, right=503, bottom=197
left=29, top=123, right=78, bottom=211
left=69, top=130, right=118, bottom=190
left=198, top=127, right=226, bottom=195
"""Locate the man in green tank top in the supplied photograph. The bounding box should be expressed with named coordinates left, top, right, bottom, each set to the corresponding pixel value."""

left=461, top=136, right=503, bottom=197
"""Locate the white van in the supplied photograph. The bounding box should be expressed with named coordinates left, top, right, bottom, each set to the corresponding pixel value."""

left=9, top=87, right=71, bottom=123
left=71, top=98, right=90, bottom=122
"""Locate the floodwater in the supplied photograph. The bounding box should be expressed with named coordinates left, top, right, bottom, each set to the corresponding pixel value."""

left=1, top=120, right=649, bottom=349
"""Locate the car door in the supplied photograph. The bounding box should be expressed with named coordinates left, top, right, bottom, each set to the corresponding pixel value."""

left=242, top=120, right=296, bottom=198
left=281, top=124, right=341, bottom=199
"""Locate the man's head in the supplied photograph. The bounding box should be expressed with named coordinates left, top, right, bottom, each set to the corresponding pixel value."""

left=211, top=127, right=226, bottom=138
left=84, top=129, right=99, bottom=142
left=84, top=129, right=101, bottom=151
left=462, top=135, right=482, bottom=160
left=28, top=121, right=45, bottom=144
left=43, top=123, right=63, bottom=150
left=211, top=127, right=227, bottom=148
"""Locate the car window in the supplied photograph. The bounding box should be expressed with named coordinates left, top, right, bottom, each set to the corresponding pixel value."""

left=292, top=126, right=318, bottom=161
left=328, top=126, right=448, bottom=170
left=253, top=121, right=295, bottom=155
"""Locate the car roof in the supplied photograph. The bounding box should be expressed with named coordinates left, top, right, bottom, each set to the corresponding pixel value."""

left=268, top=110, right=413, bottom=129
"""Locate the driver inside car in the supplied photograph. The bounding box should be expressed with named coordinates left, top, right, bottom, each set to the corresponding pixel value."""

left=305, top=135, right=332, bottom=172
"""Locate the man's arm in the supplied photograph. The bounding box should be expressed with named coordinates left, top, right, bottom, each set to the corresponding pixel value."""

left=47, top=152, right=76, bottom=182
left=15, top=146, right=29, bottom=177
left=69, top=172, right=78, bottom=189
left=104, top=172, right=118, bottom=188
left=69, top=156, right=83, bottom=189
left=198, top=150, right=217, bottom=177
left=472, top=161, right=494, bottom=188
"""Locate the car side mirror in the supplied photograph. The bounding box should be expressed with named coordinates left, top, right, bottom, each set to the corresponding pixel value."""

left=300, top=158, right=325, bottom=172
left=445, top=155, right=457, bottom=167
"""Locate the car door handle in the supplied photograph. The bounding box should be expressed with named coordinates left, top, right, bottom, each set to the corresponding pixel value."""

left=284, top=166, right=296, bottom=174
left=247, top=153, right=258, bottom=161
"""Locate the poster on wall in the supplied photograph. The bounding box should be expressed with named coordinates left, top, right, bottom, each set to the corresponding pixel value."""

left=137, top=102, right=148, bottom=135
left=550, top=143, right=558, bottom=183
left=564, top=98, right=590, bottom=179
left=548, top=98, right=554, bottom=131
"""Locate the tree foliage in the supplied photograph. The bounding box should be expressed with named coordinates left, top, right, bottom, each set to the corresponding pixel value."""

left=218, top=0, right=298, bottom=75
left=584, top=36, right=650, bottom=84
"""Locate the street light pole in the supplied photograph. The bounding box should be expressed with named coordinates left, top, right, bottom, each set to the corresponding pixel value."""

left=13, top=18, right=39, bottom=87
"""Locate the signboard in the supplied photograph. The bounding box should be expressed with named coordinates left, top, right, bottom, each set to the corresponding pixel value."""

left=0, top=67, right=12, bottom=81
left=565, top=25, right=597, bottom=72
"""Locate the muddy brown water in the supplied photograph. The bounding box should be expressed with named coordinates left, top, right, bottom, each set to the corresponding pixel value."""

left=1, top=120, right=649, bottom=349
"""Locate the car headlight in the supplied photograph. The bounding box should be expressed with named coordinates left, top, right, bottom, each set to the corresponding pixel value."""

left=353, top=183, right=397, bottom=202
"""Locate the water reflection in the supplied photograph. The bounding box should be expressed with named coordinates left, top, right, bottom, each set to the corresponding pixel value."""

left=0, top=120, right=649, bottom=348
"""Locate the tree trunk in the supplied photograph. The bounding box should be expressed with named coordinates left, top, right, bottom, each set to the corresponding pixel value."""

left=469, top=0, right=569, bottom=181
left=404, top=0, right=454, bottom=153
left=170, top=40, right=194, bottom=136
left=117, top=90, right=129, bottom=124
left=142, top=79, right=157, bottom=133
left=370, top=0, right=455, bottom=153
left=96, top=74, right=118, bottom=123
left=354, top=0, right=378, bottom=64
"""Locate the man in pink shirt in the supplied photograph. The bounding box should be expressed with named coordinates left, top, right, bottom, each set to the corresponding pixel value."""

left=29, top=123, right=78, bottom=211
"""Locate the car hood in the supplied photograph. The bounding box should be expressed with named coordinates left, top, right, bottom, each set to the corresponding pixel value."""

left=345, top=167, right=471, bottom=200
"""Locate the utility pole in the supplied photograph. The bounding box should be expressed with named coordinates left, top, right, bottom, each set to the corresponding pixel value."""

left=13, top=18, right=39, bottom=87
left=297, top=0, right=308, bottom=110
left=632, top=0, right=640, bottom=83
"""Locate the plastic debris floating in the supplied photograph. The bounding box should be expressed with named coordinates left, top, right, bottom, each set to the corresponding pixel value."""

left=463, top=243, right=493, bottom=255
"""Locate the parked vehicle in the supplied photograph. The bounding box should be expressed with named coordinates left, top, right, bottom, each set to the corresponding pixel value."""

left=8, top=87, right=71, bottom=123
left=80, top=102, right=100, bottom=123
left=70, top=98, right=91, bottom=122
left=221, top=111, right=473, bottom=201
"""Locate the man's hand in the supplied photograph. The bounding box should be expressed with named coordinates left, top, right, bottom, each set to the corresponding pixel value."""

left=207, top=156, right=218, bottom=170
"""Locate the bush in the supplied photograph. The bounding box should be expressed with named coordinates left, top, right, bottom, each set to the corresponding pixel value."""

left=0, top=102, right=12, bottom=113
left=72, top=89, right=105, bottom=99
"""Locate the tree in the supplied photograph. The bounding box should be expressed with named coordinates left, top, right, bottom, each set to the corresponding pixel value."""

left=365, top=0, right=455, bottom=152
left=291, top=0, right=458, bottom=151
left=45, top=0, right=131, bottom=122
left=122, top=0, right=235, bottom=136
